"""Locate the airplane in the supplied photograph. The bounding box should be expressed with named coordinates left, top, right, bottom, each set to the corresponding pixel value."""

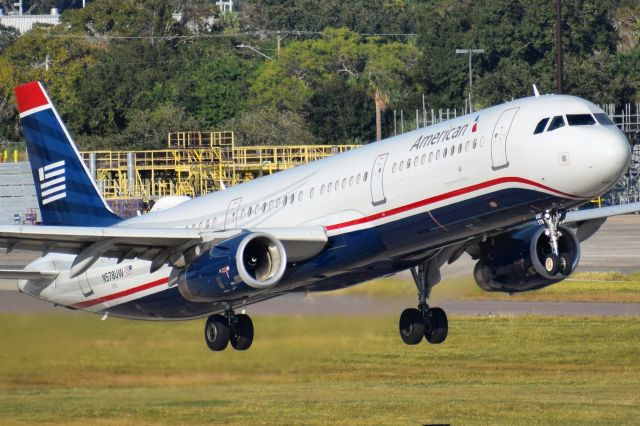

left=0, top=80, right=637, bottom=352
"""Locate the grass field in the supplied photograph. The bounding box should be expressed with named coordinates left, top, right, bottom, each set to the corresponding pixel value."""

left=0, top=313, right=638, bottom=425
left=332, top=271, right=640, bottom=303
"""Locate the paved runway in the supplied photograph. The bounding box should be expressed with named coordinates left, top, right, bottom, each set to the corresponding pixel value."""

left=1, top=215, right=640, bottom=316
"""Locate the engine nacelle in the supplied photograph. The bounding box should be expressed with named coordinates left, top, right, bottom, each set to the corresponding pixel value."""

left=177, top=232, right=287, bottom=302
left=473, top=224, right=580, bottom=293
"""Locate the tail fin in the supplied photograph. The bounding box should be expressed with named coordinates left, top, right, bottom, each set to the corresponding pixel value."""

left=15, top=81, right=121, bottom=226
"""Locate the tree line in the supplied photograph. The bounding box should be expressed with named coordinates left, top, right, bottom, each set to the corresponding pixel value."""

left=0, top=0, right=638, bottom=151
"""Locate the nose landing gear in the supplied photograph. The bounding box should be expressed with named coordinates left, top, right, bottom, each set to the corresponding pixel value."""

left=399, top=257, right=449, bottom=346
left=540, top=209, right=572, bottom=276
left=205, top=303, right=254, bottom=352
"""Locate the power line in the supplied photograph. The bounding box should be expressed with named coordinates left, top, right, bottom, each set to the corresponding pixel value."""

left=0, top=29, right=417, bottom=41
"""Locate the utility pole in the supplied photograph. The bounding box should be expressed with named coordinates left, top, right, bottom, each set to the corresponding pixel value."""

left=455, top=48, right=485, bottom=113
left=276, top=31, right=281, bottom=54
left=555, top=0, right=563, bottom=93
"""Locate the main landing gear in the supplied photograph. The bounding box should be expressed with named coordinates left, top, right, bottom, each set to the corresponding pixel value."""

left=204, top=304, right=254, bottom=351
left=399, top=259, right=449, bottom=345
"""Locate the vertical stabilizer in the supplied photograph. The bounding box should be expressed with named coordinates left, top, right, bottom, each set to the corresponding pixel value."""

left=15, top=81, right=121, bottom=226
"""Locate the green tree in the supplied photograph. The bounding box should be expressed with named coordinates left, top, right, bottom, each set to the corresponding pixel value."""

left=223, top=106, right=318, bottom=146
left=251, top=28, right=417, bottom=142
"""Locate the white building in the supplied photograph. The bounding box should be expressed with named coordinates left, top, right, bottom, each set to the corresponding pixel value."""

left=216, top=1, right=233, bottom=13
left=0, top=8, right=60, bottom=34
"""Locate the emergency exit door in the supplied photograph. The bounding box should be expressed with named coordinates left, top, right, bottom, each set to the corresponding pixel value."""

left=224, top=198, right=242, bottom=229
left=370, top=153, right=388, bottom=206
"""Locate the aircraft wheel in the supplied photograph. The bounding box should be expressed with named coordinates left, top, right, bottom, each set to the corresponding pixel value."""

left=230, top=314, right=254, bottom=351
left=205, top=314, right=230, bottom=351
left=399, top=308, right=425, bottom=345
left=559, top=252, right=572, bottom=275
left=425, top=307, right=448, bottom=344
left=543, top=253, right=560, bottom=276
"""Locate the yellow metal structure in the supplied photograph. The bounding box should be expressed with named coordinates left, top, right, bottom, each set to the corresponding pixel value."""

left=80, top=131, right=359, bottom=200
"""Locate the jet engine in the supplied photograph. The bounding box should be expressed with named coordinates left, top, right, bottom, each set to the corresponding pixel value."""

left=472, top=224, right=580, bottom=293
left=176, top=232, right=287, bottom=302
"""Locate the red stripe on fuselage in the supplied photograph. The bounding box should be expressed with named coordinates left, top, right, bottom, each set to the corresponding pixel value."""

left=15, top=81, right=49, bottom=114
left=70, top=177, right=576, bottom=310
left=326, top=177, right=577, bottom=231
left=72, top=277, right=169, bottom=309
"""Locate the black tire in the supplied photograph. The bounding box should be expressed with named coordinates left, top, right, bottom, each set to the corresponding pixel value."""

left=230, top=314, right=254, bottom=351
left=425, top=307, right=448, bottom=344
left=544, top=253, right=560, bottom=276
left=205, top=314, right=230, bottom=351
left=399, top=308, right=424, bottom=345
left=559, top=252, right=572, bottom=275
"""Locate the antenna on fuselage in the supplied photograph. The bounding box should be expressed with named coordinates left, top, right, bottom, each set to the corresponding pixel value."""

left=533, top=84, right=540, bottom=97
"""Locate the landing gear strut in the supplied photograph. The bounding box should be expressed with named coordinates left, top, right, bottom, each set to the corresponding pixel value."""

left=399, top=257, right=449, bottom=345
left=540, top=209, right=571, bottom=276
left=204, top=303, right=254, bottom=352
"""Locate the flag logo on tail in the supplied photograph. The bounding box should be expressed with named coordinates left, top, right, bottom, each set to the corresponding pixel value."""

left=38, top=160, right=66, bottom=205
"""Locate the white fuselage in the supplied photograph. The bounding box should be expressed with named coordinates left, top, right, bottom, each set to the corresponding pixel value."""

left=21, top=95, right=631, bottom=319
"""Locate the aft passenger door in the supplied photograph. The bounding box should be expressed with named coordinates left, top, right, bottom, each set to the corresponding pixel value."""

left=224, top=198, right=242, bottom=229
left=370, top=153, right=388, bottom=206
left=491, top=107, right=519, bottom=170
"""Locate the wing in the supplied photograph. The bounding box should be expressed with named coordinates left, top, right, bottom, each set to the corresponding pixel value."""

left=0, top=225, right=327, bottom=278
left=564, top=201, right=640, bottom=242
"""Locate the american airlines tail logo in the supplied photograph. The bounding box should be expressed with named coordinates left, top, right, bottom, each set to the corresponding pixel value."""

left=38, top=160, right=66, bottom=205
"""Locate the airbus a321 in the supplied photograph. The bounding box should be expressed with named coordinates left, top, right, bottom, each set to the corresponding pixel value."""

left=1, top=81, right=636, bottom=351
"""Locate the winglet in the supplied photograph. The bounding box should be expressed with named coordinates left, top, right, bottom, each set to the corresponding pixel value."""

left=15, top=81, right=51, bottom=116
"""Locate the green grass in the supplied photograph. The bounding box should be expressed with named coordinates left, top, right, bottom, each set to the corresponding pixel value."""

left=0, top=313, right=639, bottom=425
left=331, top=272, right=640, bottom=303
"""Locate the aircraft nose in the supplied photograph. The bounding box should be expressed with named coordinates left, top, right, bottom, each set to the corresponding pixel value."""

left=585, top=129, right=631, bottom=194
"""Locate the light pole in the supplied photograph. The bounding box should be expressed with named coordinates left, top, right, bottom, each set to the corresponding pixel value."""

left=455, top=48, right=484, bottom=112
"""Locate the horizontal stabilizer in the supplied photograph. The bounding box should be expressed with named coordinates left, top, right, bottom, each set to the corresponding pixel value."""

left=0, top=269, right=59, bottom=280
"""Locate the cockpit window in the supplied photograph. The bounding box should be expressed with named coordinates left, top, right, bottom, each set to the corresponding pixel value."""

left=594, top=112, right=615, bottom=126
left=547, top=115, right=565, bottom=132
left=534, top=118, right=549, bottom=134
left=566, top=114, right=596, bottom=126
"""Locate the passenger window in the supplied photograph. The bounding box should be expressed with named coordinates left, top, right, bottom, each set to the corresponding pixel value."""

left=298, top=191, right=303, bottom=201
left=443, top=148, right=448, bottom=158
left=399, top=161, right=404, bottom=171
left=356, top=174, right=361, bottom=184
left=363, top=172, right=368, bottom=182
left=547, top=115, right=565, bottom=132
left=429, top=152, right=433, bottom=162
left=290, top=194, right=295, bottom=204
left=567, top=114, right=596, bottom=126
left=342, top=178, right=346, bottom=189
left=407, top=158, right=411, bottom=169
left=472, top=139, right=477, bottom=149
left=534, top=117, right=549, bottom=134
left=262, top=202, right=267, bottom=211
left=269, top=200, right=274, bottom=210
left=335, top=180, right=339, bottom=190
left=248, top=207, right=252, bottom=217
left=465, top=141, right=470, bottom=151
left=458, top=144, right=462, bottom=154
left=276, top=198, right=281, bottom=208
left=421, top=154, right=426, bottom=165
left=392, top=163, right=397, bottom=173
left=450, top=145, right=455, bottom=156
left=321, top=184, right=325, bottom=195
left=349, top=176, right=354, bottom=186
left=310, top=188, right=314, bottom=198
left=414, top=156, right=419, bottom=165
left=436, top=150, right=441, bottom=160
left=328, top=182, right=333, bottom=193
left=594, top=112, right=614, bottom=125
left=283, top=195, right=288, bottom=206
